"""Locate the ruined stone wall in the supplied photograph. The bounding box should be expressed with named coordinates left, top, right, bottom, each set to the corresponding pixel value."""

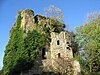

left=72, top=60, right=81, bottom=75
left=20, top=10, right=50, bottom=34
left=18, top=9, right=81, bottom=75
left=21, top=10, right=35, bottom=32
left=50, top=31, right=73, bottom=60
left=42, top=31, right=81, bottom=75
left=41, top=31, right=74, bottom=73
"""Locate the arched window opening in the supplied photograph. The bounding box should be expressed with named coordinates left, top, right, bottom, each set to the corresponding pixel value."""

left=57, top=40, right=60, bottom=45
left=58, top=53, right=61, bottom=58
left=44, top=24, right=46, bottom=27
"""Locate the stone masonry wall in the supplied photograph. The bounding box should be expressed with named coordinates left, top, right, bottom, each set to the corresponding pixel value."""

left=21, top=10, right=35, bottom=33
left=50, top=31, right=73, bottom=59
left=18, top=9, right=81, bottom=75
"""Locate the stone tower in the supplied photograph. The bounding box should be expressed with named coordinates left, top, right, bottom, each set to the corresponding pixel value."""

left=42, top=31, right=81, bottom=75
left=42, top=31, right=74, bottom=72
left=50, top=31, right=73, bottom=60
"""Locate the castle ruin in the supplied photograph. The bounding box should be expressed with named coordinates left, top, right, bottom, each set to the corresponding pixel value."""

left=18, top=9, right=81, bottom=75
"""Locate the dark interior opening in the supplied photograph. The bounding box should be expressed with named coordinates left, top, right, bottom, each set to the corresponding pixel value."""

left=66, top=47, right=70, bottom=50
left=49, top=38, right=51, bottom=42
left=66, top=42, right=69, bottom=44
left=42, top=48, right=46, bottom=59
left=68, top=44, right=71, bottom=47
left=34, top=16, right=38, bottom=23
left=57, top=40, right=60, bottom=45
left=58, top=53, right=60, bottom=58
left=44, top=24, right=46, bottom=27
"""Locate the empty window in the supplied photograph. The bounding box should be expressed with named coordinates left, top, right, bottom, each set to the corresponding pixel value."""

left=66, top=42, right=69, bottom=44
left=66, top=47, right=70, bottom=50
left=49, top=38, right=51, bottom=42
left=44, top=24, right=46, bottom=27
left=57, top=40, right=60, bottom=45
left=58, top=53, right=60, bottom=58
left=42, top=48, right=46, bottom=59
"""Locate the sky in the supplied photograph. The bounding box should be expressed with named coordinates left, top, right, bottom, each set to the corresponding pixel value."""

left=0, top=0, right=100, bottom=69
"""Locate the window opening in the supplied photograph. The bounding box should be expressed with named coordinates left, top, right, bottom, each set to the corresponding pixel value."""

left=66, top=42, right=69, bottom=44
left=49, top=38, right=51, bottom=42
left=44, top=24, right=46, bottom=27
left=42, top=48, right=46, bottom=59
left=58, top=53, right=61, bottom=58
left=57, top=40, right=60, bottom=45
left=66, top=47, right=70, bottom=50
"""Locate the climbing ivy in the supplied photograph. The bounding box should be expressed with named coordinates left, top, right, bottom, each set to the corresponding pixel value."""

left=3, top=12, right=24, bottom=75
left=3, top=11, right=47, bottom=75
left=3, top=9, right=65, bottom=75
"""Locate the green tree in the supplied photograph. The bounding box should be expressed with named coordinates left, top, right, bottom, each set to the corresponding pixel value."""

left=75, top=13, right=100, bottom=73
left=23, top=30, right=46, bottom=70
left=3, top=12, right=24, bottom=75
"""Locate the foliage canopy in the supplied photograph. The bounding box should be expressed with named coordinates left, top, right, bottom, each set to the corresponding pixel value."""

left=75, top=14, right=100, bottom=73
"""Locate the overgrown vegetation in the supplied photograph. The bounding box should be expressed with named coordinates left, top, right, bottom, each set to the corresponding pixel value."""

left=3, top=12, right=46, bottom=75
left=3, top=9, right=65, bottom=75
left=3, top=7, right=100, bottom=75
left=75, top=13, right=100, bottom=74
left=0, top=69, right=3, bottom=75
left=3, top=12, right=24, bottom=75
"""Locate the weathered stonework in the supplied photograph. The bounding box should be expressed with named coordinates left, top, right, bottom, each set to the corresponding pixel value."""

left=73, top=60, right=81, bottom=75
left=42, top=31, right=81, bottom=75
left=20, top=9, right=35, bottom=33
left=18, top=9, right=81, bottom=75
left=20, top=10, right=50, bottom=34
left=42, top=31, right=73, bottom=71
left=50, top=31, right=73, bottom=59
